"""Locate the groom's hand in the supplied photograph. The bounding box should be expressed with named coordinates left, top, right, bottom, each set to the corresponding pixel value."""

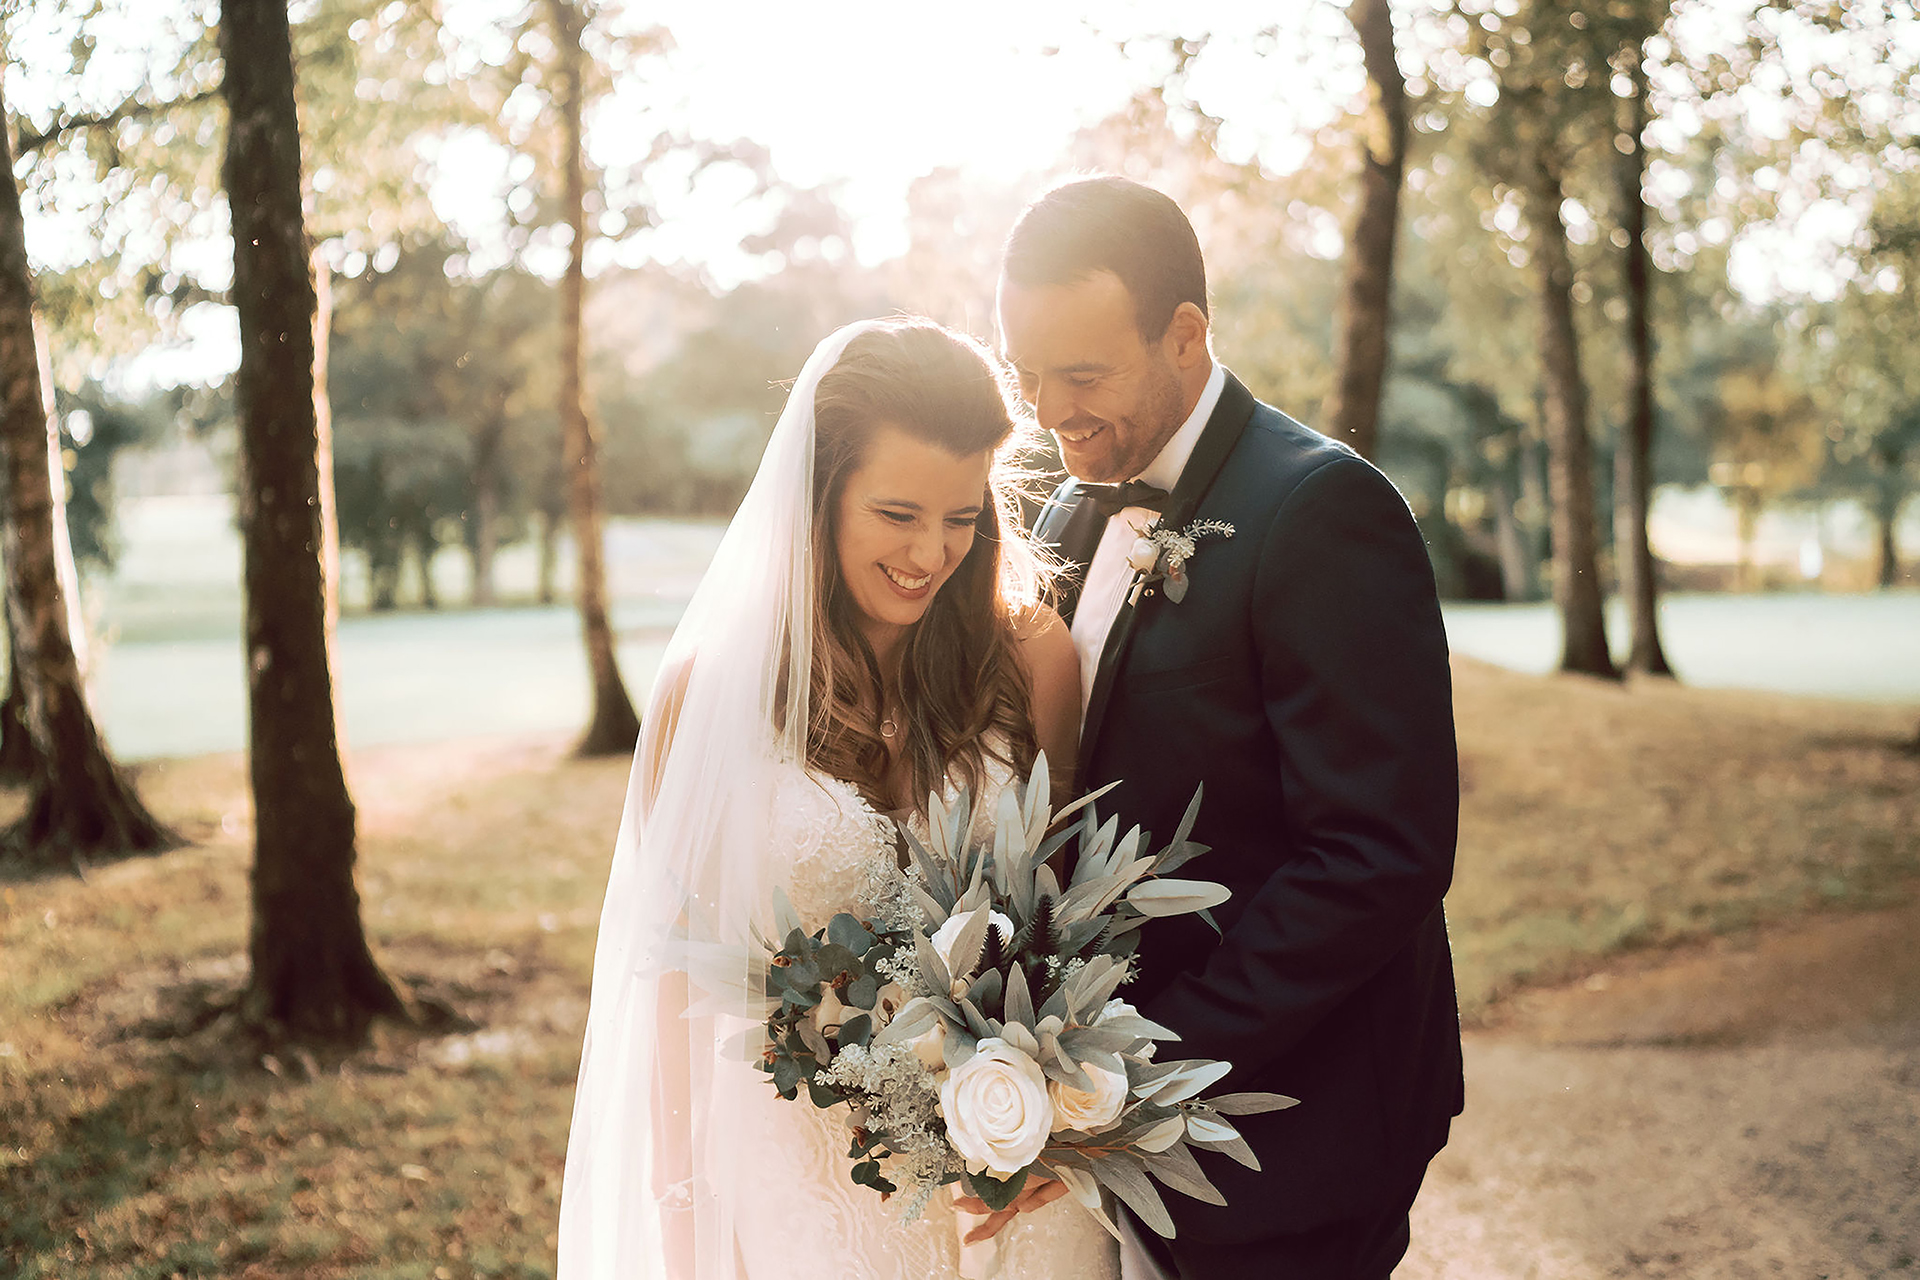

left=954, top=1176, right=1069, bottom=1243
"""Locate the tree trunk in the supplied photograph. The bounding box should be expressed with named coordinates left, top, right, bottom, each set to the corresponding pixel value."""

left=222, top=0, right=405, bottom=1043
left=413, top=526, right=440, bottom=609
left=1875, top=498, right=1901, bottom=589
left=0, top=610, right=33, bottom=782
left=1734, top=494, right=1758, bottom=592
left=1874, top=447, right=1905, bottom=589
left=551, top=0, right=639, bottom=757
left=469, top=409, right=505, bottom=607
left=0, top=74, right=174, bottom=863
left=1524, top=148, right=1618, bottom=679
left=33, top=316, right=89, bottom=682
left=1612, top=46, right=1673, bottom=677
left=536, top=500, right=561, bottom=605
left=1489, top=467, right=1536, bottom=603
left=1322, top=0, right=1407, bottom=463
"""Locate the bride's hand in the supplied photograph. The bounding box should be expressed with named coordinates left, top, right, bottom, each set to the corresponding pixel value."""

left=953, top=1176, right=1070, bottom=1244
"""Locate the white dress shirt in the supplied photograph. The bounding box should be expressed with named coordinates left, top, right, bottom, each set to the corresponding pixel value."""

left=1068, top=360, right=1227, bottom=712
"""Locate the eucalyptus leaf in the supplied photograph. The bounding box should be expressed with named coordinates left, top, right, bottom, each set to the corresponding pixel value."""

left=1127, top=1058, right=1187, bottom=1096
left=1004, top=960, right=1035, bottom=1028
left=1189, top=1132, right=1261, bottom=1170
left=964, top=1165, right=1029, bottom=1212
left=1071, top=814, right=1120, bottom=888
left=827, top=913, right=875, bottom=956
left=943, top=1027, right=978, bottom=1071
left=1148, top=1060, right=1233, bottom=1105
left=947, top=908, right=990, bottom=983
left=1046, top=1162, right=1122, bottom=1242
left=837, top=1013, right=874, bottom=1048
left=1154, top=838, right=1213, bottom=878
left=901, top=829, right=953, bottom=909
left=796, top=1016, right=831, bottom=1063
left=1201, top=1092, right=1298, bottom=1116
left=994, top=784, right=1023, bottom=893
left=1059, top=1025, right=1136, bottom=1056
left=999, top=1020, right=1040, bottom=1059
left=1037, top=1032, right=1091, bottom=1091
left=1142, top=1141, right=1227, bottom=1206
left=910, top=883, right=951, bottom=931
left=1089, top=1154, right=1174, bottom=1238
left=1034, top=863, right=1063, bottom=908
left=914, top=931, right=953, bottom=995
left=875, top=997, right=940, bottom=1045
left=1157, top=785, right=1204, bottom=864
left=1126, top=878, right=1232, bottom=917
left=967, top=967, right=1004, bottom=1014
left=1049, top=778, right=1120, bottom=830
left=1133, top=1114, right=1189, bottom=1153
left=958, top=997, right=995, bottom=1040
left=1184, top=1112, right=1243, bottom=1144
left=845, top=972, right=879, bottom=1010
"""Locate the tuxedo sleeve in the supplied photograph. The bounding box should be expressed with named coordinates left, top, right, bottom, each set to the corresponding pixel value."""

left=1142, top=453, right=1459, bottom=1079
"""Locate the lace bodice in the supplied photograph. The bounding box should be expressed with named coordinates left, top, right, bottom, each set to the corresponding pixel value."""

left=719, top=760, right=1120, bottom=1280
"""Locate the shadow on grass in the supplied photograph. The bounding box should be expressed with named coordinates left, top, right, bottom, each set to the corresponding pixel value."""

left=0, top=1055, right=278, bottom=1278
left=2, top=955, right=562, bottom=1280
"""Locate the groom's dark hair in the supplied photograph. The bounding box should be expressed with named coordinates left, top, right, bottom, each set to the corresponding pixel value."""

left=1001, top=175, right=1208, bottom=340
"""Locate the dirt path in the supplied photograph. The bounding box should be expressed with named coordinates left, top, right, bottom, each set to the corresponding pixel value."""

left=1402, top=897, right=1920, bottom=1279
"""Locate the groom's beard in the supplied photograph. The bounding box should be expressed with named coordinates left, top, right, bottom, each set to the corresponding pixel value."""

left=1057, top=360, right=1188, bottom=482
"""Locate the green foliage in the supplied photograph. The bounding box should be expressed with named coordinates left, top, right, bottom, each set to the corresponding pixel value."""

left=327, top=244, right=559, bottom=605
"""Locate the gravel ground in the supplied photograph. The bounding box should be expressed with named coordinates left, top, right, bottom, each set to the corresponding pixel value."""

left=1402, top=898, right=1920, bottom=1279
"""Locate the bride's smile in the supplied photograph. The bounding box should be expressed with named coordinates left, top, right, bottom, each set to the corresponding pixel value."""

left=833, top=421, right=992, bottom=649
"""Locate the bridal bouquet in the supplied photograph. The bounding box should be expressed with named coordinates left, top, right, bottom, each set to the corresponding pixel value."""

left=749, top=755, right=1295, bottom=1238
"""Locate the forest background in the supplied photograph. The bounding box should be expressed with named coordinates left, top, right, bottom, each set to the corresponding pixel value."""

left=1, top=0, right=1916, bottom=1276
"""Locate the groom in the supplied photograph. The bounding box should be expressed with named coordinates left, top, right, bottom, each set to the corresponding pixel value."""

left=1001, top=177, right=1463, bottom=1279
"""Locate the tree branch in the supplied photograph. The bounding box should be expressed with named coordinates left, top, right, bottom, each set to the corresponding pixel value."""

left=15, top=85, right=222, bottom=156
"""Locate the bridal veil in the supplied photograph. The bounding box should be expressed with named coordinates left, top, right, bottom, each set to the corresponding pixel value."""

left=557, top=320, right=881, bottom=1278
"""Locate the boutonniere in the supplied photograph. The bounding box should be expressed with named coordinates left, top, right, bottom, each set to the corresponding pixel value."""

left=1125, top=517, right=1234, bottom=605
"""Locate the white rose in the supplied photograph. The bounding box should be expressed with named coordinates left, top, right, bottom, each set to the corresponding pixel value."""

left=929, top=908, right=1016, bottom=981
left=939, top=1038, right=1053, bottom=1177
left=1126, top=535, right=1160, bottom=574
left=1049, top=1061, right=1130, bottom=1133
left=1096, top=999, right=1137, bottom=1025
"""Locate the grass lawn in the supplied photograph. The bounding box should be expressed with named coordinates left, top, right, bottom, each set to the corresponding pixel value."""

left=2, top=659, right=1916, bottom=1278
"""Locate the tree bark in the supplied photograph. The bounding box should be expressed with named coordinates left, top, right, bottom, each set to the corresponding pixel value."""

left=551, top=0, right=639, bottom=756
left=1612, top=47, right=1673, bottom=677
left=1874, top=445, right=1906, bottom=589
left=0, top=72, right=174, bottom=862
left=1524, top=148, right=1619, bottom=679
left=222, top=0, right=405, bottom=1043
left=1322, top=0, right=1408, bottom=462
left=0, top=611, right=33, bottom=782
left=536, top=501, right=561, bottom=605
left=469, top=410, right=503, bottom=607
left=1489, top=467, right=1536, bottom=603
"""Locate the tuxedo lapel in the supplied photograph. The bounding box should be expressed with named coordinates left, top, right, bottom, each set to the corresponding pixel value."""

left=1034, top=480, right=1109, bottom=626
left=1076, top=372, right=1258, bottom=783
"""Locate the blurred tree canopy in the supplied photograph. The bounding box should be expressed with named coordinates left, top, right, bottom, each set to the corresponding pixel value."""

left=3, top=0, right=1914, bottom=607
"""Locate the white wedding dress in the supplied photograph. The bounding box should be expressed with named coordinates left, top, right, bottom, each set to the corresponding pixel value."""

left=711, top=764, right=1121, bottom=1280
left=558, top=321, right=1114, bottom=1280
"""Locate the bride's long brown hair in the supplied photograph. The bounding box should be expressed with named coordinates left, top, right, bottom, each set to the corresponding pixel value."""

left=805, top=320, right=1051, bottom=809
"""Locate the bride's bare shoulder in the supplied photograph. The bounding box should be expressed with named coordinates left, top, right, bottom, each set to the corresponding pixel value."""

left=1011, top=603, right=1075, bottom=675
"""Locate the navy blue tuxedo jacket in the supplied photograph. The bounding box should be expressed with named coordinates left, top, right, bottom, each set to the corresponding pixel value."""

left=1033, top=371, right=1464, bottom=1247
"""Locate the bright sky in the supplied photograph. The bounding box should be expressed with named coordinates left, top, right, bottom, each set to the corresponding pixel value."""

left=14, top=0, right=1364, bottom=387
left=9, top=0, right=1912, bottom=390
left=421, top=0, right=1358, bottom=281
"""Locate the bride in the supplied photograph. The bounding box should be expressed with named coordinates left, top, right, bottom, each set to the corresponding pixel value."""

left=557, top=318, right=1118, bottom=1279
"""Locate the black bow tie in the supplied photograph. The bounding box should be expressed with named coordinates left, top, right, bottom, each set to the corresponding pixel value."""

left=1082, top=479, right=1171, bottom=518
